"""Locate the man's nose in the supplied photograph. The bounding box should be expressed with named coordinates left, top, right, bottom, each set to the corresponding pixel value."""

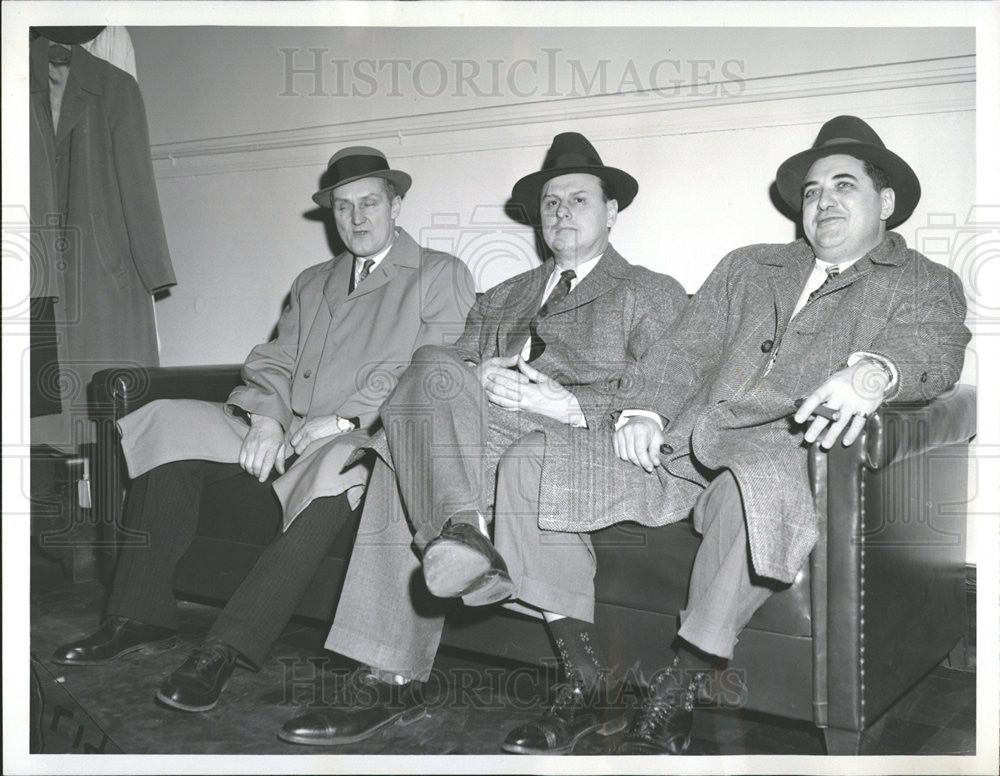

left=817, top=186, right=836, bottom=209
left=556, top=201, right=571, bottom=218
left=351, top=208, right=366, bottom=224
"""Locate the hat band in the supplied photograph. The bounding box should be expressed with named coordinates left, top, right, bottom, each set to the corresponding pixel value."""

left=818, top=136, right=875, bottom=148
left=328, top=154, right=391, bottom=185
left=547, top=152, right=601, bottom=169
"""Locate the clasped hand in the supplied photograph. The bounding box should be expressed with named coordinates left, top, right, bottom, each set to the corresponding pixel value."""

left=478, top=354, right=583, bottom=425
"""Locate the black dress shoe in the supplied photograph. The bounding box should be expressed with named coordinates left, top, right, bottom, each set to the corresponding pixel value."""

left=502, top=682, right=627, bottom=755
left=51, top=616, right=177, bottom=666
left=616, top=667, right=705, bottom=755
left=156, top=640, right=239, bottom=712
left=278, top=669, right=427, bottom=745
left=421, top=518, right=514, bottom=605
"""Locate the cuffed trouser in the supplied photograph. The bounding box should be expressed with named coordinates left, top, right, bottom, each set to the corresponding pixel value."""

left=106, top=459, right=351, bottom=668
left=325, top=430, right=596, bottom=681
left=677, top=470, right=776, bottom=660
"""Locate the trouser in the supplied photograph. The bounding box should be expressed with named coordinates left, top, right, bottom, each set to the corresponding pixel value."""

left=325, top=429, right=596, bottom=682
left=677, top=470, right=777, bottom=660
left=105, top=459, right=350, bottom=668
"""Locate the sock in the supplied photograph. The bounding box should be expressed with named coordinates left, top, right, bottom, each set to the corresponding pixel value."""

left=651, top=640, right=717, bottom=698
left=546, top=616, right=613, bottom=689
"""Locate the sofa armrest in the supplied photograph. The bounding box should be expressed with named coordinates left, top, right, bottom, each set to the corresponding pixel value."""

left=88, top=364, right=244, bottom=421
left=809, top=385, right=976, bottom=732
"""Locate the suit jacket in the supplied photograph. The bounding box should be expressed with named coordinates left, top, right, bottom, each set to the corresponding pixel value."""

left=541, top=232, right=970, bottom=583
left=452, top=244, right=689, bottom=429
left=29, top=36, right=176, bottom=443
left=118, top=229, right=475, bottom=525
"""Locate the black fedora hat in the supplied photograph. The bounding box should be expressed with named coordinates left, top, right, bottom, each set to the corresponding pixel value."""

left=511, top=133, right=638, bottom=218
left=312, top=146, right=412, bottom=208
left=775, top=115, right=920, bottom=228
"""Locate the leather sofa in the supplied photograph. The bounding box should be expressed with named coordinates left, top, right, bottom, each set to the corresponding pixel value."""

left=87, top=365, right=976, bottom=754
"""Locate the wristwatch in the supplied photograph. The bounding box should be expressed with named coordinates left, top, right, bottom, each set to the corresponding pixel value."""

left=336, top=416, right=356, bottom=432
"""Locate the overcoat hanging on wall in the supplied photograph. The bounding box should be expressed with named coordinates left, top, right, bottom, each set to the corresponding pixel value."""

left=536, top=233, right=970, bottom=583
left=29, top=35, right=175, bottom=446
left=117, top=229, right=475, bottom=527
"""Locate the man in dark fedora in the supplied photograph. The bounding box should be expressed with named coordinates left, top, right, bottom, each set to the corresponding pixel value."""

left=526, top=115, right=969, bottom=754
left=51, top=147, right=475, bottom=712
left=279, top=132, right=688, bottom=753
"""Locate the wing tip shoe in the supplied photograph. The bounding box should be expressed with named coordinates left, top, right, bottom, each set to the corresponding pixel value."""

left=421, top=518, right=514, bottom=605
left=51, top=616, right=177, bottom=666
left=155, top=639, right=239, bottom=712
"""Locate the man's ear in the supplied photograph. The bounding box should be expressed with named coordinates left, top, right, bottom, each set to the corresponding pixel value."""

left=605, top=198, right=619, bottom=230
left=879, top=187, right=896, bottom=223
left=390, top=195, right=402, bottom=221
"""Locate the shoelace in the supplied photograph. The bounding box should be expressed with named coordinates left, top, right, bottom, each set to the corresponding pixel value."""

left=194, top=642, right=233, bottom=671
left=628, top=669, right=700, bottom=739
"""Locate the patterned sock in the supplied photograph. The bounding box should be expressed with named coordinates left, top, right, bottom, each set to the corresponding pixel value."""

left=546, top=616, right=613, bottom=689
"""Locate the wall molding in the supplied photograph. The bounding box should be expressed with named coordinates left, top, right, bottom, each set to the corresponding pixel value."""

left=151, top=55, right=975, bottom=179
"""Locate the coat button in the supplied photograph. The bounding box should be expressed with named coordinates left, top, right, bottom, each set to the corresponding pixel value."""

left=55, top=155, right=64, bottom=165
left=659, top=443, right=674, bottom=456
left=920, top=372, right=928, bottom=383
left=760, top=339, right=773, bottom=353
left=303, top=369, right=312, bottom=378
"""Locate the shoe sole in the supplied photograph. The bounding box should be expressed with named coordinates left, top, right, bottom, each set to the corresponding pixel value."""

left=155, top=688, right=220, bottom=713
left=501, top=715, right=628, bottom=755
left=422, top=539, right=492, bottom=598
left=276, top=705, right=428, bottom=746
left=50, top=636, right=179, bottom=666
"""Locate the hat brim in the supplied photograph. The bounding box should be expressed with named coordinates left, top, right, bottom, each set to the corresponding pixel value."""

left=510, top=166, right=638, bottom=222
left=312, top=170, right=412, bottom=208
left=775, top=143, right=920, bottom=229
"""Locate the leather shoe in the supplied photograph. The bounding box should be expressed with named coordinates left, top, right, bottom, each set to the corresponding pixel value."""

left=51, top=616, right=177, bottom=665
left=421, top=518, right=514, bottom=605
left=616, top=666, right=705, bottom=755
left=278, top=669, right=427, bottom=745
left=502, top=682, right=627, bottom=755
left=156, top=639, right=239, bottom=712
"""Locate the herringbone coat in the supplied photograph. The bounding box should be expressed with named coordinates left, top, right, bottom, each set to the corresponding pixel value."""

left=538, top=232, right=969, bottom=582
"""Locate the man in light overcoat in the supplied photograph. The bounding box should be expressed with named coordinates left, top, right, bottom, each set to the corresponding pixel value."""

left=51, top=147, right=476, bottom=713
left=279, top=132, right=689, bottom=754
left=529, top=115, right=970, bottom=754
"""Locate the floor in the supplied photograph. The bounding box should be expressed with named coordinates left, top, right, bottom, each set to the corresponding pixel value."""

left=28, top=552, right=977, bottom=758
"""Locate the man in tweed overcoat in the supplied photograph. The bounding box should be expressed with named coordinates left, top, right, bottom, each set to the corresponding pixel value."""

left=279, top=133, right=688, bottom=753
left=593, top=116, right=969, bottom=753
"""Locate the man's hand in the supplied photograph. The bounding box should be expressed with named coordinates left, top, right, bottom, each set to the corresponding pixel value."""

left=239, top=415, right=287, bottom=482
left=613, top=415, right=664, bottom=472
left=794, top=359, right=891, bottom=449
left=474, top=354, right=520, bottom=390
left=484, top=357, right=585, bottom=425
left=288, top=415, right=351, bottom=455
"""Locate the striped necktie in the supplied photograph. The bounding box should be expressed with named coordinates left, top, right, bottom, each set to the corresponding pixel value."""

left=528, top=269, right=576, bottom=361
left=356, top=258, right=375, bottom=287
left=807, top=264, right=840, bottom=304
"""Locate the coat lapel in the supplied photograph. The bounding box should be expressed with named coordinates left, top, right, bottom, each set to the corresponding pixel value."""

left=538, top=244, right=630, bottom=322
left=499, top=264, right=549, bottom=357
left=344, top=229, right=420, bottom=301
left=54, top=45, right=103, bottom=149
left=804, top=232, right=908, bottom=305
left=760, top=240, right=815, bottom=337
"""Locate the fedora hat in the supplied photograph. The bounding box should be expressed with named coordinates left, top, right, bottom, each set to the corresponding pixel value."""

left=312, top=146, right=412, bottom=208
left=775, top=115, right=920, bottom=228
left=511, top=133, right=638, bottom=219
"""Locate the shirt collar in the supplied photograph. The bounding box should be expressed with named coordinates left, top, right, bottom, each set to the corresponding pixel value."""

left=354, top=229, right=398, bottom=273
left=552, top=251, right=602, bottom=284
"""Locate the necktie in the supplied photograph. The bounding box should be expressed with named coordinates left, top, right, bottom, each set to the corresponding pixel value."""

left=356, top=258, right=375, bottom=287
left=807, top=264, right=840, bottom=304
left=528, top=269, right=576, bottom=361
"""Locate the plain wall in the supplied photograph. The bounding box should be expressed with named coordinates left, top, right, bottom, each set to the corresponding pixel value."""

left=127, top=26, right=983, bottom=561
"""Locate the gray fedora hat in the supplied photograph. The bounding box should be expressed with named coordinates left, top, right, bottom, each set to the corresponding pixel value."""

left=312, top=146, right=412, bottom=208
left=775, top=115, right=920, bottom=228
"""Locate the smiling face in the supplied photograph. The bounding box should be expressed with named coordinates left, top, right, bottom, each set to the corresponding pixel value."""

left=331, top=177, right=401, bottom=258
left=801, top=154, right=895, bottom=263
left=539, top=173, right=618, bottom=266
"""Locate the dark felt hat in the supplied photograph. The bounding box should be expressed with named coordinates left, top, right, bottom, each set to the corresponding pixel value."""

left=511, top=133, right=638, bottom=217
left=775, top=115, right=920, bottom=228
left=312, top=146, right=412, bottom=208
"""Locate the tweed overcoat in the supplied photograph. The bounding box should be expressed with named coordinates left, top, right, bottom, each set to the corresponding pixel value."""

left=537, top=232, right=969, bottom=583
left=118, top=229, right=475, bottom=526
left=29, top=37, right=176, bottom=437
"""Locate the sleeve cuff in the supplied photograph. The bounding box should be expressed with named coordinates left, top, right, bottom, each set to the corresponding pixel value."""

left=615, top=409, right=665, bottom=431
